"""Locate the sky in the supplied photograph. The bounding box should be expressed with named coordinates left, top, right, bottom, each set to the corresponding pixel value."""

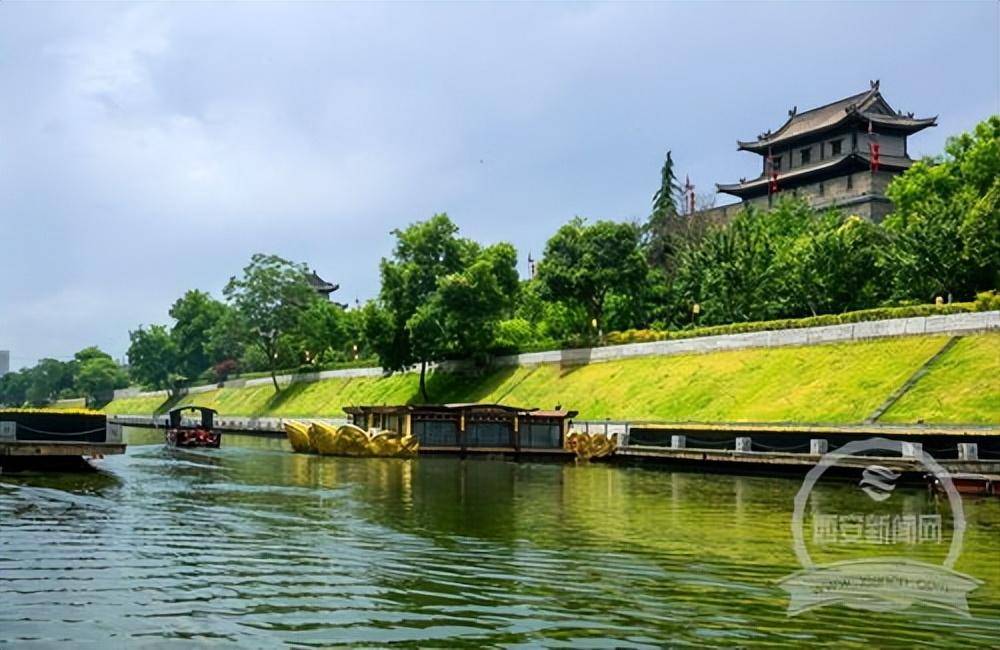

left=1, top=2, right=998, bottom=369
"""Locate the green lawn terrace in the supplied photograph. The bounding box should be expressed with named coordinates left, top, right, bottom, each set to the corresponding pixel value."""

left=103, top=332, right=1000, bottom=427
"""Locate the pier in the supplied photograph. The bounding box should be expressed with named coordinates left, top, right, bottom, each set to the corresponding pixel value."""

left=0, top=410, right=125, bottom=470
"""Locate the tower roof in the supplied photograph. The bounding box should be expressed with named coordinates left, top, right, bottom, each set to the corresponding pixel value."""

left=716, top=152, right=914, bottom=199
left=307, top=271, right=339, bottom=295
left=736, top=81, right=936, bottom=153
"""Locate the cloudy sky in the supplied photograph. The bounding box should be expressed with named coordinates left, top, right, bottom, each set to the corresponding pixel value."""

left=1, top=2, right=997, bottom=369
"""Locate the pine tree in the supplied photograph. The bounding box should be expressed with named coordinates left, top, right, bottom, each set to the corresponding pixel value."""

left=644, top=150, right=684, bottom=268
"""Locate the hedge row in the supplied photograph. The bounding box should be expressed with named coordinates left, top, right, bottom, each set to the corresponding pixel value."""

left=603, top=293, right=998, bottom=347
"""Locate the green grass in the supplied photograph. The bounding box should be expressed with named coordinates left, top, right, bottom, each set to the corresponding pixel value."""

left=98, top=333, right=1000, bottom=425
left=880, top=333, right=1000, bottom=425
left=447, top=336, right=950, bottom=423
left=50, top=398, right=88, bottom=411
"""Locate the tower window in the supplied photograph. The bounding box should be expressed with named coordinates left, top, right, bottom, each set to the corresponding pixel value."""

left=831, top=139, right=843, bottom=156
left=800, top=148, right=811, bottom=165
left=819, top=182, right=825, bottom=196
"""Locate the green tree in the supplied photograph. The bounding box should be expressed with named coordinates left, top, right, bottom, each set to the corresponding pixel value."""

left=74, top=346, right=113, bottom=365
left=510, top=278, right=586, bottom=347
left=224, top=253, right=318, bottom=391
left=169, top=290, right=226, bottom=380
left=883, top=115, right=1000, bottom=300
left=778, top=213, right=887, bottom=316
left=672, top=198, right=823, bottom=325
left=206, top=306, right=248, bottom=369
left=425, top=242, right=520, bottom=362
left=76, top=356, right=128, bottom=406
left=365, top=214, right=478, bottom=401
left=402, top=243, right=520, bottom=368
left=25, top=358, right=75, bottom=405
left=294, top=299, right=348, bottom=364
left=537, top=218, right=647, bottom=340
left=127, top=325, right=179, bottom=392
left=0, top=369, right=30, bottom=407
left=644, top=150, right=687, bottom=269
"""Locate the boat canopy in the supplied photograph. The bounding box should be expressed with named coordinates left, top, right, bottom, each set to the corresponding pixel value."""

left=168, top=406, right=217, bottom=429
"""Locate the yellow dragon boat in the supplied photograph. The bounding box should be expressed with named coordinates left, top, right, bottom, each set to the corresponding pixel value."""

left=284, top=420, right=314, bottom=453
left=565, top=430, right=617, bottom=460
left=283, top=421, right=419, bottom=458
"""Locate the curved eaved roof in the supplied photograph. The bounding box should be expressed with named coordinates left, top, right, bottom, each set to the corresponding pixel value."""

left=737, top=82, right=936, bottom=153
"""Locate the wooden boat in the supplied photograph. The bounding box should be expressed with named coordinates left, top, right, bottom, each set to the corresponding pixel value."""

left=165, top=406, right=221, bottom=449
left=929, top=472, right=1000, bottom=498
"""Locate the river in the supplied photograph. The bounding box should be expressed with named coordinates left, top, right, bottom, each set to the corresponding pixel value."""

left=1, top=428, right=998, bottom=647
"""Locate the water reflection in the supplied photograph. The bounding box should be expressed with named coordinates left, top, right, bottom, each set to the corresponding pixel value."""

left=0, top=427, right=997, bottom=647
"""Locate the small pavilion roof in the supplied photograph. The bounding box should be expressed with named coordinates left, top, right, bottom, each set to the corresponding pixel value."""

left=737, top=81, right=936, bottom=153
left=307, top=271, right=339, bottom=295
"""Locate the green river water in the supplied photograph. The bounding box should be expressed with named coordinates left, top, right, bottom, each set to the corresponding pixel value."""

left=1, top=427, right=998, bottom=647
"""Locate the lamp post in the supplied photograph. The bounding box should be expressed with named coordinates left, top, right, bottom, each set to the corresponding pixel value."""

left=692, top=303, right=701, bottom=326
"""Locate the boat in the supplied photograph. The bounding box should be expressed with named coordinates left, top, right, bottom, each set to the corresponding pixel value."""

left=284, top=420, right=313, bottom=453
left=165, top=406, right=221, bottom=449
left=928, top=472, right=1000, bottom=498
left=281, top=420, right=418, bottom=458
left=565, top=430, right=617, bottom=460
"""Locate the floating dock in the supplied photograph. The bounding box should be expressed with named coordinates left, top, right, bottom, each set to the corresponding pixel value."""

left=1, top=410, right=125, bottom=469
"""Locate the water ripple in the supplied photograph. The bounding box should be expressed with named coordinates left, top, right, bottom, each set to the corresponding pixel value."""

left=1, top=431, right=998, bottom=647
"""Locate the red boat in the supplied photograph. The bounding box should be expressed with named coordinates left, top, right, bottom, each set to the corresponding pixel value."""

left=166, top=406, right=221, bottom=449
left=928, top=472, right=1000, bottom=498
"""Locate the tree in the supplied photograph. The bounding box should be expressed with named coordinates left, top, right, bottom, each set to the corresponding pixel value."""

left=74, top=346, right=113, bottom=365
left=206, top=306, right=248, bottom=369
left=294, top=299, right=348, bottom=364
left=169, top=290, right=226, bottom=380
left=0, top=369, right=30, bottom=407
left=224, top=253, right=318, bottom=392
left=883, top=115, right=1000, bottom=301
left=24, top=358, right=74, bottom=405
left=778, top=213, right=887, bottom=317
left=76, top=356, right=128, bottom=406
left=401, top=242, right=520, bottom=371
left=365, top=214, right=483, bottom=401
left=537, top=218, right=647, bottom=340
left=644, top=150, right=685, bottom=268
left=127, top=325, right=179, bottom=392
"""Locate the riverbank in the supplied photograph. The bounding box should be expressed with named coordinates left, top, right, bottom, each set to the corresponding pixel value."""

left=104, top=329, right=1000, bottom=426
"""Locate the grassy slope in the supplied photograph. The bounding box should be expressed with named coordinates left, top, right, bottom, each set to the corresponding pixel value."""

left=455, top=336, right=949, bottom=422
left=880, top=333, right=1000, bottom=425
left=103, top=334, right=984, bottom=424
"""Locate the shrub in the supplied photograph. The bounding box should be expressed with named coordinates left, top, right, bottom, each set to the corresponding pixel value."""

left=602, top=301, right=979, bottom=346
left=212, top=359, right=239, bottom=383
left=974, top=290, right=1000, bottom=312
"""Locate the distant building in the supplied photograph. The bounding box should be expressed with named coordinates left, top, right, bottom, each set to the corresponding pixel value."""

left=712, top=80, right=936, bottom=221
left=307, top=270, right=347, bottom=308
left=0, top=350, right=9, bottom=377
left=307, top=271, right=339, bottom=299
